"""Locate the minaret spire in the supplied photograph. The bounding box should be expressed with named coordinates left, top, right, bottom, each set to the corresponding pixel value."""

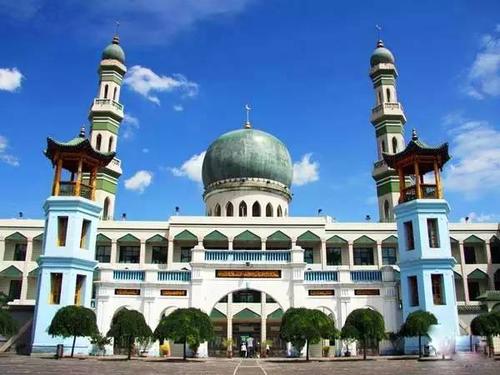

left=244, top=104, right=252, bottom=129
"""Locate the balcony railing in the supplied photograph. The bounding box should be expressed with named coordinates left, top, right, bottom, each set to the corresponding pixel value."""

left=113, top=270, right=145, bottom=281
left=158, top=271, right=191, bottom=282
left=204, top=250, right=291, bottom=263
left=93, top=98, right=124, bottom=112
left=59, top=181, right=92, bottom=199
left=350, top=270, right=382, bottom=282
left=304, top=271, right=338, bottom=282
left=371, top=102, right=404, bottom=115
left=401, top=184, right=438, bottom=202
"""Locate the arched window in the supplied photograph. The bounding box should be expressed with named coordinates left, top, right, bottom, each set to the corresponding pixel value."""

left=239, top=201, right=247, bottom=217
left=104, top=84, right=109, bottom=99
left=266, top=203, right=273, bottom=217
left=386, top=88, right=391, bottom=102
left=108, top=136, right=113, bottom=152
left=277, top=205, right=283, bottom=217
left=226, top=202, right=234, bottom=217
left=103, top=198, right=110, bottom=220
left=381, top=140, right=386, bottom=153
left=378, top=91, right=382, bottom=105
left=392, top=137, right=398, bottom=154
left=252, top=202, right=261, bottom=217
left=384, top=200, right=390, bottom=221
left=214, top=204, right=221, bottom=217
left=113, top=87, right=117, bottom=101
left=96, top=134, right=102, bottom=151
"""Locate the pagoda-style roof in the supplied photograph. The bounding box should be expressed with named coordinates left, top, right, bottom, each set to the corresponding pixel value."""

left=383, top=129, right=450, bottom=175
left=45, top=128, right=115, bottom=172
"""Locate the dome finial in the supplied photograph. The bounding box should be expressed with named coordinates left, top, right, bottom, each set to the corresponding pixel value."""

left=412, top=128, right=418, bottom=141
left=112, top=21, right=120, bottom=44
left=244, top=104, right=252, bottom=129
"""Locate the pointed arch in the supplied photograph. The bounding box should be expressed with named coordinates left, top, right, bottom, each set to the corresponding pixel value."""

left=252, top=201, right=261, bottom=217
left=96, top=134, right=102, bottom=151
left=226, top=202, right=234, bottom=217
left=277, top=205, right=283, bottom=217
left=265, top=203, right=273, bottom=217
left=384, top=200, right=390, bottom=220
left=386, top=88, right=391, bottom=102
left=113, top=87, right=117, bottom=100
left=381, top=140, right=386, bottom=153
left=392, top=137, right=398, bottom=154
left=104, top=84, right=109, bottom=99
left=239, top=201, right=247, bottom=217
left=214, top=203, right=221, bottom=217
left=108, top=136, right=114, bottom=152
left=103, top=197, right=110, bottom=220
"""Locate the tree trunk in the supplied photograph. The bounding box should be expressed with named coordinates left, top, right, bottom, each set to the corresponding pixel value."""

left=71, top=335, right=76, bottom=357
left=306, top=341, right=310, bottom=361
left=363, top=337, right=367, bottom=360
left=183, top=340, right=187, bottom=361
left=128, top=336, right=132, bottom=360
left=418, top=335, right=422, bottom=358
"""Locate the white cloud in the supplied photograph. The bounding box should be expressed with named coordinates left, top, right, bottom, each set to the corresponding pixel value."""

left=124, top=170, right=153, bottom=193
left=0, top=68, right=23, bottom=92
left=124, top=65, right=198, bottom=105
left=121, top=113, right=139, bottom=139
left=169, top=151, right=206, bottom=183
left=443, top=119, right=500, bottom=199
left=173, top=104, right=184, bottom=112
left=142, top=148, right=149, bottom=153
left=292, top=153, right=319, bottom=186
left=464, top=26, right=500, bottom=99
left=460, top=212, right=500, bottom=223
left=0, top=135, right=19, bottom=166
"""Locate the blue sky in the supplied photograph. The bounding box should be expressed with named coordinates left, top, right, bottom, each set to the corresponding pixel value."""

left=0, top=0, right=499, bottom=223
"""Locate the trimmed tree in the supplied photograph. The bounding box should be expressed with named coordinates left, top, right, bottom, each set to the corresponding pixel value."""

left=341, top=308, right=385, bottom=360
left=0, top=308, right=18, bottom=338
left=280, top=307, right=338, bottom=361
left=471, top=311, right=500, bottom=358
left=107, top=308, right=152, bottom=360
left=399, top=310, right=438, bottom=358
left=154, top=308, right=214, bottom=360
left=47, top=305, right=98, bottom=357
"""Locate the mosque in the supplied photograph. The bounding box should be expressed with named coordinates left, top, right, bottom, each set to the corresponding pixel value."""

left=0, top=34, right=499, bottom=357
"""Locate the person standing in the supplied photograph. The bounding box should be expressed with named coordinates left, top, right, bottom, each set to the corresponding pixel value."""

left=247, top=336, right=254, bottom=358
left=241, top=341, right=247, bottom=358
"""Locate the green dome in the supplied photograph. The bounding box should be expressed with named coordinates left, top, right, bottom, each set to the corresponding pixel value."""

left=370, top=40, right=394, bottom=67
left=202, top=127, right=293, bottom=188
left=102, top=36, right=125, bottom=63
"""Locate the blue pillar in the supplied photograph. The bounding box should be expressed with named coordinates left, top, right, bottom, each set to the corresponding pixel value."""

left=31, top=196, right=101, bottom=355
left=396, top=199, right=459, bottom=354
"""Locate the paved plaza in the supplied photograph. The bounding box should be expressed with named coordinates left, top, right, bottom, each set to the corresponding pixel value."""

left=0, top=353, right=499, bottom=375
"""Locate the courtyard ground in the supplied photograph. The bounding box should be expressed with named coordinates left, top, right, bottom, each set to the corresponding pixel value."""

left=0, top=353, right=499, bottom=375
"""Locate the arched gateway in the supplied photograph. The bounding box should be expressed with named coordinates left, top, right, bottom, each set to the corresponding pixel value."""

left=208, top=288, right=287, bottom=357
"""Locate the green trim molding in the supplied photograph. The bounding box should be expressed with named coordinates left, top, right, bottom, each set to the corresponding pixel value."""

left=96, top=178, right=117, bottom=194
left=377, top=180, right=400, bottom=196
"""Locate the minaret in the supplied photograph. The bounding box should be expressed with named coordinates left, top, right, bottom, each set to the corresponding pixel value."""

left=31, top=128, right=115, bottom=354
left=383, top=130, right=459, bottom=354
left=369, top=40, right=407, bottom=222
left=88, top=34, right=127, bottom=220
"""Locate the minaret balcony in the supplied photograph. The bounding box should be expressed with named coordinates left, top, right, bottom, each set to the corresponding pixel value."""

left=91, top=98, right=124, bottom=119
left=370, top=102, right=406, bottom=123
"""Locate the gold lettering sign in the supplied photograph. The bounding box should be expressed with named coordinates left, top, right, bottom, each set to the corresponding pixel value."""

left=114, top=288, right=140, bottom=296
left=354, top=289, right=380, bottom=296
left=216, top=270, right=281, bottom=279
left=161, top=289, right=187, bottom=297
left=308, top=289, right=335, bottom=296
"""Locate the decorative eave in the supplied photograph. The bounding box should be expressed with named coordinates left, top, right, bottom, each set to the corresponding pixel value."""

left=45, top=134, right=116, bottom=170
left=476, top=290, right=500, bottom=301
left=383, top=130, right=450, bottom=173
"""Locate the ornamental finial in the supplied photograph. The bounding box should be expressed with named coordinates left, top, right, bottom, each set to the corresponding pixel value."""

left=244, top=104, right=252, bottom=129
left=79, top=127, right=86, bottom=138
left=112, top=21, right=120, bottom=44
left=412, top=128, right=418, bottom=140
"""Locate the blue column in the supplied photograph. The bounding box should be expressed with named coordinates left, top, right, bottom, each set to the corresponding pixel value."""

left=31, top=196, right=101, bottom=355
left=396, top=199, right=459, bottom=354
